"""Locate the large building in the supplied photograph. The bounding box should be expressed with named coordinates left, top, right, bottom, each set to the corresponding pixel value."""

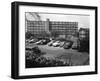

left=26, top=19, right=78, bottom=38
left=79, top=28, right=89, bottom=40
left=78, top=28, right=89, bottom=53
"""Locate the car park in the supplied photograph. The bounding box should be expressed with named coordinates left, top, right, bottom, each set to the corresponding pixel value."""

left=38, top=39, right=47, bottom=45
left=71, top=42, right=78, bottom=50
left=29, top=38, right=38, bottom=43
left=26, top=39, right=30, bottom=43
left=34, top=40, right=43, bottom=45
left=47, top=40, right=55, bottom=46
left=59, top=41, right=65, bottom=47
left=52, top=41, right=60, bottom=47
left=34, top=39, right=51, bottom=45
left=63, top=41, right=73, bottom=49
left=41, top=39, right=51, bottom=45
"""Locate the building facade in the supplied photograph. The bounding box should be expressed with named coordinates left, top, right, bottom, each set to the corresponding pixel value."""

left=26, top=19, right=78, bottom=38
left=79, top=28, right=89, bottom=40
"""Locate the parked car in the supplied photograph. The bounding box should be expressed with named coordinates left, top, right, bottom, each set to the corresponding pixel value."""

left=26, top=39, right=30, bottom=43
left=29, top=38, right=38, bottom=43
left=47, top=40, right=55, bottom=46
left=34, top=40, right=43, bottom=45
left=63, top=41, right=73, bottom=49
left=52, top=41, right=60, bottom=47
left=59, top=41, right=65, bottom=47
left=34, top=39, right=50, bottom=45
left=71, top=42, right=78, bottom=50
left=41, top=39, right=51, bottom=45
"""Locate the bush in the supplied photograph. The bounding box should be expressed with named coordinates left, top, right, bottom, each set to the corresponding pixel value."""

left=26, top=49, right=70, bottom=68
left=55, top=37, right=66, bottom=41
left=78, top=40, right=89, bottom=53
left=25, top=32, right=33, bottom=39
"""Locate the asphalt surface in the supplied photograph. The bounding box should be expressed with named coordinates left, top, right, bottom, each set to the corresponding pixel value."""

left=38, top=45, right=89, bottom=66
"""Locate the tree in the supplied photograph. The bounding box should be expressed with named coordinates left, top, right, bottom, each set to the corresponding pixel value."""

left=51, top=31, right=59, bottom=38
left=25, top=32, right=33, bottom=39
left=36, top=31, right=50, bottom=39
left=41, top=31, right=50, bottom=38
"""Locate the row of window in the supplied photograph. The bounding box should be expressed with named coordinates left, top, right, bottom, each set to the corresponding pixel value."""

left=27, top=26, right=77, bottom=28
left=27, top=20, right=78, bottom=23
left=27, top=27, right=77, bottom=30
left=27, top=21, right=78, bottom=25
left=27, top=23, right=78, bottom=26
left=27, top=26, right=77, bottom=29
left=50, top=23, right=78, bottom=25
left=27, top=25, right=77, bottom=28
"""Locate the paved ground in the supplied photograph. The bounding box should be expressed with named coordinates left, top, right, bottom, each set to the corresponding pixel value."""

left=26, top=43, right=89, bottom=66
left=38, top=45, right=89, bottom=66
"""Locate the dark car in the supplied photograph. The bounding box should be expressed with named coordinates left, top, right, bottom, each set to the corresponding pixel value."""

left=63, top=41, right=73, bottom=49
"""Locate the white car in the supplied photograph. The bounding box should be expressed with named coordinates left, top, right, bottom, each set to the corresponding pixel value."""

left=47, top=40, right=55, bottom=46
left=34, top=40, right=42, bottom=45
left=52, top=41, right=60, bottom=47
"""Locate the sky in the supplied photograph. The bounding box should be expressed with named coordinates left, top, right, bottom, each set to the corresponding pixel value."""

left=26, top=12, right=90, bottom=29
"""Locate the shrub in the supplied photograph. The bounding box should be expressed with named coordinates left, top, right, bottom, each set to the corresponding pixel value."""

left=25, top=32, right=33, bottom=39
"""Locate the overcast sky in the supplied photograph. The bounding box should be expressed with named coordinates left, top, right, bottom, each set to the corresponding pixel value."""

left=26, top=12, right=90, bottom=29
